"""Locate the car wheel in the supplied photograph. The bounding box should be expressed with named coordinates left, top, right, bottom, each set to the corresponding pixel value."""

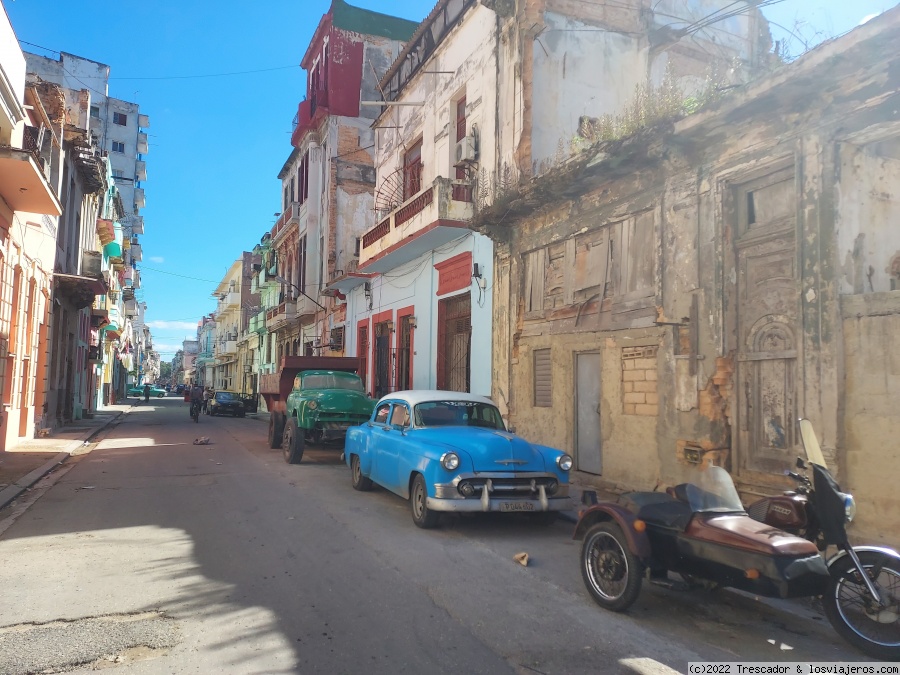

left=238, top=412, right=245, bottom=418
left=282, top=417, right=304, bottom=464
left=268, top=412, right=285, bottom=449
left=350, top=455, right=373, bottom=492
left=410, top=474, right=439, bottom=529
left=157, top=393, right=164, bottom=398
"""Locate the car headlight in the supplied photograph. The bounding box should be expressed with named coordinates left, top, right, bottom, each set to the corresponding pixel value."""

left=843, top=493, right=856, bottom=523
left=308, top=400, right=318, bottom=410
left=440, top=452, right=460, bottom=471
left=557, top=454, right=574, bottom=472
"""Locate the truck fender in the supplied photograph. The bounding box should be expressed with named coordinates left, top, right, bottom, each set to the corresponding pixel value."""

left=572, top=503, right=652, bottom=561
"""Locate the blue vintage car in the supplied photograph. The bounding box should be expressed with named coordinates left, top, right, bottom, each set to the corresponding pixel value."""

left=344, top=390, right=574, bottom=528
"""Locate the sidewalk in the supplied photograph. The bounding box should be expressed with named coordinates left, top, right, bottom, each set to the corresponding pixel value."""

left=0, top=403, right=132, bottom=510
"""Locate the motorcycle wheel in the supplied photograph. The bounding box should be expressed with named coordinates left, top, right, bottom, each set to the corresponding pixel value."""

left=822, top=550, right=900, bottom=660
left=580, top=521, right=643, bottom=612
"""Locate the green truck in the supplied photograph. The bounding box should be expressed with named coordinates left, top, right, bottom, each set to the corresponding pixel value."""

left=259, top=356, right=375, bottom=464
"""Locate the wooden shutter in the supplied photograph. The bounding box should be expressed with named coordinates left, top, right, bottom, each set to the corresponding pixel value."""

left=533, top=348, right=552, bottom=407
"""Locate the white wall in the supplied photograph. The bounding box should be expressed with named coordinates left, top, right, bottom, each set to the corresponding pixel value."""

left=346, top=232, right=493, bottom=396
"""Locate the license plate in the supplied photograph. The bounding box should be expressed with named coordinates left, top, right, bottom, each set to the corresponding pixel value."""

left=500, top=502, right=535, bottom=512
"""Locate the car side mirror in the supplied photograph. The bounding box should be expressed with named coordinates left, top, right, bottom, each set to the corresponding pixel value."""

left=507, top=426, right=516, bottom=434
left=796, top=456, right=807, bottom=470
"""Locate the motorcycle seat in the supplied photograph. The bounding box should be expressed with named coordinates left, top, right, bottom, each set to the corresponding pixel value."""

left=622, top=492, right=693, bottom=531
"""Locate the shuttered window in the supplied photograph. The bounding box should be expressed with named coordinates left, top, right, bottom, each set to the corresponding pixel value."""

left=533, top=349, right=552, bottom=407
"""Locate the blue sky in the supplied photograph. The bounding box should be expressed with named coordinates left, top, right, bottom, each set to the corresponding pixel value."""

left=5, top=0, right=895, bottom=360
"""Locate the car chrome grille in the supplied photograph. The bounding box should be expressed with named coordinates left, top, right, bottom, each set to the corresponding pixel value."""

left=457, top=476, right=559, bottom=497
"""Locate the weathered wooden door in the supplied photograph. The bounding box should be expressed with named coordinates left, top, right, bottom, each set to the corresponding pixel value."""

left=732, top=167, right=801, bottom=480
left=575, top=352, right=602, bottom=474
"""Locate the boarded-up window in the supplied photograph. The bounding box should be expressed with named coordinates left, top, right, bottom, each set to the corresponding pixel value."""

left=611, top=210, right=657, bottom=300
left=533, top=348, right=552, bottom=407
left=573, top=232, right=610, bottom=294
left=524, top=248, right=546, bottom=316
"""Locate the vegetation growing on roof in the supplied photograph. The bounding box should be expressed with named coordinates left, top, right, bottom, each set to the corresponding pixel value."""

left=571, top=61, right=737, bottom=151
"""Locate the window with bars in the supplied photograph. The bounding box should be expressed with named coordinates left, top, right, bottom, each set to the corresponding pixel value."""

left=330, top=326, right=344, bottom=351
left=533, top=349, right=552, bottom=407
left=437, top=293, right=471, bottom=392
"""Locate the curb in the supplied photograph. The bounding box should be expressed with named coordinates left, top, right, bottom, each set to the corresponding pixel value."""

left=0, top=409, right=128, bottom=511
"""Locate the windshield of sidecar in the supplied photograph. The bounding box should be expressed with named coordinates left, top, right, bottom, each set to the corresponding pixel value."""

left=686, top=466, right=746, bottom=513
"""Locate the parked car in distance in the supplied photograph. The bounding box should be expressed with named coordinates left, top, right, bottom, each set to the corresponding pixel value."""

left=344, top=391, right=574, bottom=528
left=128, top=385, right=166, bottom=398
left=208, top=391, right=245, bottom=417
left=280, top=369, right=375, bottom=464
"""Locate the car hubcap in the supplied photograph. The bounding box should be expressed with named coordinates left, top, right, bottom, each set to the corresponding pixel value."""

left=414, top=485, right=424, bottom=518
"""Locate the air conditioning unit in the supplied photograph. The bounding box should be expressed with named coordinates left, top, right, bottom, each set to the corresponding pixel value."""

left=454, top=135, right=477, bottom=165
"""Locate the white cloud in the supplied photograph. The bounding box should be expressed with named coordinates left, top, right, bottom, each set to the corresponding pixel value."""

left=152, top=342, right=184, bottom=355
left=146, top=320, right=197, bottom=330
left=859, top=13, right=878, bottom=24
left=149, top=256, right=165, bottom=263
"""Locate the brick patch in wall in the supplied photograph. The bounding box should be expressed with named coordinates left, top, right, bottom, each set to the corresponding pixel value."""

left=622, top=346, right=658, bottom=416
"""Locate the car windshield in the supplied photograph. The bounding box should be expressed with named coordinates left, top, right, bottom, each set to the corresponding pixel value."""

left=413, top=401, right=506, bottom=430
left=215, top=392, right=238, bottom=401
left=302, top=374, right=364, bottom=392
left=684, top=466, right=745, bottom=513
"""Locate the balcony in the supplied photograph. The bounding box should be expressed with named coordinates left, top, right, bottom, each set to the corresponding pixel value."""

left=270, top=202, right=302, bottom=240
left=266, top=300, right=297, bottom=332
left=0, top=146, right=62, bottom=216
left=219, top=291, right=240, bottom=310
left=135, top=160, right=147, bottom=182
left=137, top=132, right=149, bottom=154
left=138, top=114, right=150, bottom=129
left=290, top=89, right=328, bottom=147
left=249, top=310, right=267, bottom=334
left=130, top=240, right=142, bottom=261
left=216, top=339, right=238, bottom=358
left=134, top=187, right=145, bottom=209
left=359, top=176, right=473, bottom=273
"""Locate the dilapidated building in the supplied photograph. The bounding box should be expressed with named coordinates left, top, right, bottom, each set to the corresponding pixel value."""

left=336, top=0, right=768, bottom=398
left=478, top=7, right=900, bottom=546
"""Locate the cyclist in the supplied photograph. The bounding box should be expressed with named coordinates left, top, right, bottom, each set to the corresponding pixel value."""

left=189, top=382, right=204, bottom=420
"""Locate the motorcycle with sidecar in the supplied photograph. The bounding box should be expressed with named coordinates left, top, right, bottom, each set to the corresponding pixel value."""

left=574, top=419, right=900, bottom=660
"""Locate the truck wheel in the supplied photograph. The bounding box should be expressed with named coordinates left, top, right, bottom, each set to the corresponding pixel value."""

left=268, top=412, right=285, bottom=449
left=282, top=417, right=305, bottom=464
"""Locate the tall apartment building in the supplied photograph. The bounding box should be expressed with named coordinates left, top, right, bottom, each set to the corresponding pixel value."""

left=24, top=52, right=148, bottom=235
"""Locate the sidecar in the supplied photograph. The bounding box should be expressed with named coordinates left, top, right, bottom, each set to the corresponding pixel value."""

left=575, top=467, right=831, bottom=612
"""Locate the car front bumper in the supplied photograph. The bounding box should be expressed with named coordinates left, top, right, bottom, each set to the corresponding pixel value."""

left=429, top=476, right=573, bottom=513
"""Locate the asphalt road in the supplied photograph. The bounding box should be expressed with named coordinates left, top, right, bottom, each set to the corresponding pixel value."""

left=0, top=398, right=869, bottom=674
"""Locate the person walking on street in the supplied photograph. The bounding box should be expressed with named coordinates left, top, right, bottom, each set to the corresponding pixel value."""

left=143, top=383, right=151, bottom=402
left=202, top=386, right=213, bottom=413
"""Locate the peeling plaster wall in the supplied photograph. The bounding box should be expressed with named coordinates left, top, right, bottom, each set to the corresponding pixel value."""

left=837, top=145, right=900, bottom=294
left=375, top=5, right=499, bottom=190
left=840, top=292, right=900, bottom=546
left=530, top=0, right=766, bottom=169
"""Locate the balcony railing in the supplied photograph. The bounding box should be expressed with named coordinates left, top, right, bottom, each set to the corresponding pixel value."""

left=266, top=300, right=297, bottom=331
left=360, top=176, right=474, bottom=265
left=271, top=202, right=303, bottom=239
